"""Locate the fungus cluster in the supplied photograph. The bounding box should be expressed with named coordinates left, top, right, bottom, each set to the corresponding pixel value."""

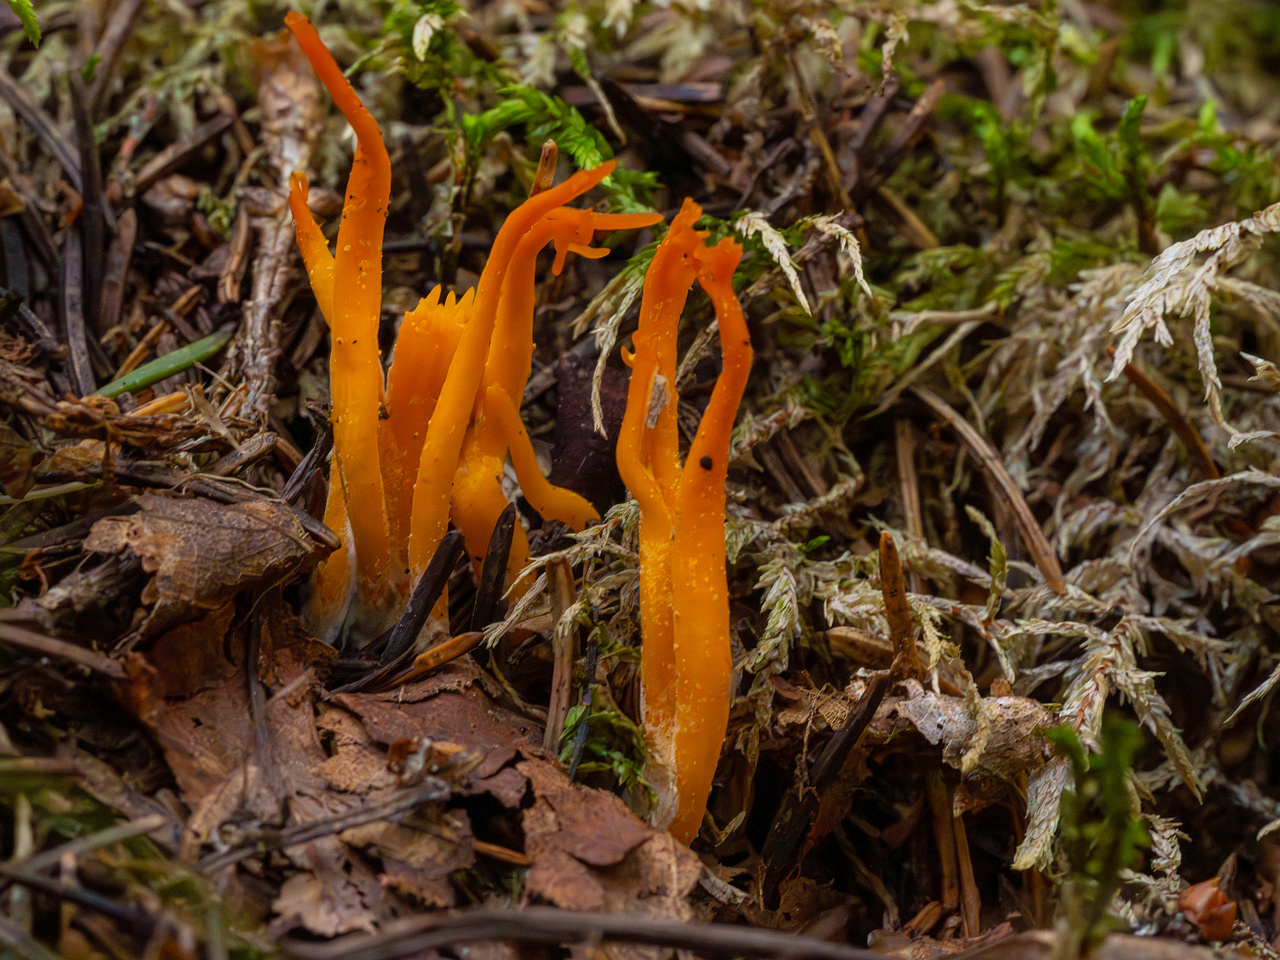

left=284, top=12, right=657, bottom=639
left=286, top=13, right=752, bottom=844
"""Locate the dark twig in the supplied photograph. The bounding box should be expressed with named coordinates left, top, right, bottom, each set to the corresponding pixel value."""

left=376, top=529, right=467, bottom=668
left=132, top=114, right=234, bottom=196
left=0, top=622, right=125, bottom=678
left=70, top=74, right=106, bottom=335
left=86, top=0, right=145, bottom=118
left=759, top=672, right=889, bottom=906
left=61, top=231, right=97, bottom=396
left=470, top=503, right=517, bottom=631
left=279, top=906, right=888, bottom=960
left=0, top=68, right=82, bottom=192
left=198, top=780, right=450, bottom=874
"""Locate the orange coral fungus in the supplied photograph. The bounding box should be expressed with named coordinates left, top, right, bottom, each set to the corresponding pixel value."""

left=406, top=162, right=654, bottom=581
left=452, top=207, right=658, bottom=588
left=616, top=199, right=753, bottom=843
left=286, top=12, right=395, bottom=630
left=284, top=15, right=655, bottom=642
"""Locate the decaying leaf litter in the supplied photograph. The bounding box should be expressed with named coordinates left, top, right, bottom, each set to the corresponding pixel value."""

left=4, top=0, right=1280, bottom=956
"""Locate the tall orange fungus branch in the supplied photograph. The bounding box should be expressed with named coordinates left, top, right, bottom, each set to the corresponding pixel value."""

left=667, top=235, right=751, bottom=843
left=615, top=199, right=705, bottom=831
left=286, top=12, right=397, bottom=619
left=287, top=170, right=352, bottom=636
left=616, top=198, right=752, bottom=843
left=384, top=289, right=471, bottom=554
left=408, top=161, right=620, bottom=581
left=452, top=207, right=659, bottom=585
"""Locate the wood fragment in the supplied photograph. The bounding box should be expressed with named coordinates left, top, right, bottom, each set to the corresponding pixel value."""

left=926, top=769, right=959, bottom=910
left=0, top=622, right=125, bottom=678
left=60, top=231, right=96, bottom=397
left=879, top=531, right=920, bottom=678
left=953, top=810, right=982, bottom=937
left=912, top=386, right=1065, bottom=595
left=543, top=558, right=577, bottom=753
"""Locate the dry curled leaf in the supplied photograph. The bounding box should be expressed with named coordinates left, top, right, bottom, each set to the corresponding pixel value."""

left=894, top=680, right=1053, bottom=780
left=85, top=493, right=317, bottom=639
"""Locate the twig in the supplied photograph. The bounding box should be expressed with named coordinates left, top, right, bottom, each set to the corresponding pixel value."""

left=132, top=114, right=234, bottom=196
left=876, top=184, right=939, bottom=250
left=894, top=419, right=927, bottom=594
left=86, top=0, right=145, bottom=118
left=760, top=673, right=890, bottom=905
left=953, top=809, right=982, bottom=937
left=890, top=301, right=1001, bottom=334
left=61, top=231, right=97, bottom=396
left=529, top=140, right=558, bottom=196
left=543, top=559, right=576, bottom=752
left=0, top=68, right=82, bottom=192
left=218, top=205, right=251, bottom=304
left=0, top=622, right=125, bottom=679
left=566, top=634, right=600, bottom=780
left=388, top=631, right=486, bottom=688
left=377, top=529, right=466, bottom=668
left=0, top=915, right=62, bottom=960
left=1106, top=346, right=1219, bottom=480
left=199, top=780, right=450, bottom=874
left=911, top=387, right=1065, bottom=595
left=926, top=770, right=959, bottom=910
left=278, top=906, right=890, bottom=960
left=7, top=815, right=167, bottom=875
left=879, top=532, right=920, bottom=678
left=70, top=73, right=106, bottom=335
left=111, top=318, right=169, bottom=381
left=470, top=503, right=517, bottom=631
left=98, top=208, right=136, bottom=334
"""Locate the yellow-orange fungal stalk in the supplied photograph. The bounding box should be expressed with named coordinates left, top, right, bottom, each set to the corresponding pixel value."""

left=452, top=206, right=660, bottom=583
left=486, top=385, right=598, bottom=533
left=615, top=199, right=705, bottom=830
left=666, top=236, right=752, bottom=844
left=287, top=172, right=335, bottom=317
left=286, top=12, right=398, bottom=620
left=616, top=198, right=752, bottom=843
left=384, top=287, right=470, bottom=553
left=287, top=169, right=353, bottom=637
left=407, top=161, right=619, bottom=581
